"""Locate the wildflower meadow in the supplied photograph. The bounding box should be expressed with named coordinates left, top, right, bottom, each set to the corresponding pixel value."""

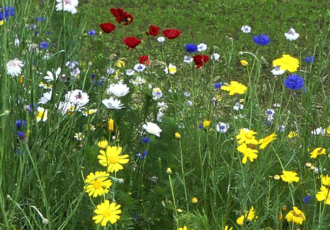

left=2, top=0, right=330, bottom=229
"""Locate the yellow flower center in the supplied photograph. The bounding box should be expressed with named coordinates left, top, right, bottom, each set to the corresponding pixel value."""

left=93, top=179, right=103, bottom=189
left=292, top=211, right=304, bottom=218
left=108, top=155, right=118, bottom=164
left=102, top=210, right=113, bottom=218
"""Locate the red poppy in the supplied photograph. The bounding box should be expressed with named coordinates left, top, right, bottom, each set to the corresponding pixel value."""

left=139, top=55, right=150, bottom=65
left=162, top=29, right=181, bottom=39
left=99, top=23, right=116, bottom=33
left=110, top=8, right=133, bottom=25
left=146, top=25, right=160, bottom=36
left=124, top=37, right=141, bottom=50
left=193, top=55, right=209, bottom=69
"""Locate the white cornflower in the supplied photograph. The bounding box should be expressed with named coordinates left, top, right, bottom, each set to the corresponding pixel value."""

left=38, top=91, right=52, bottom=104
left=157, top=37, right=165, bottom=43
left=197, top=43, right=207, bottom=52
left=14, top=34, right=20, bottom=46
left=284, top=28, right=299, bottom=41
left=65, top=61, right=78, bottom=69
left=142, top=122, right=162, bottom=137
left=183, top=55, right=193, bottom=63
left=102, top=97, right=125, bottom=109
left=183, top=92, right=191, bottom=97
left=271, top=65, right=285, bottom=76
left=126, top=69, right=135, bottom=76
left=216, top=122, right=230, bottom=133
left=152, top=88, right=163, bottom=100
left=210, top=53, right=220, bottom=61
left=187, top=100, right=193, bottom=106
left=65, top=89, right=89, bottom=106
left=107, top=83, right=130, bottom=97
left=233, top=102, right=243, bottom=111
left=134, top=64, right=146, bottom=72
left=56, top=0, right=79, bottom=14
left=44, top=67, right=61, bottom=81
left=241, top=25, right=251, bottom=33
left=6, top=58, right=24, bottom=77
left=157, top=102, right=168, bottom=110
left=106, top=68, right=115, bottom=74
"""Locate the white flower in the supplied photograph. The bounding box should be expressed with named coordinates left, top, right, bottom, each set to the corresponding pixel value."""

left=70, top=68, right=80, bottom=78
left=39, top=82, right=52, bottom=90
left=184, top=92, right=191, bottom=97
left=157, top=110, right=164, bottom=122
left=36, top=107, right=48, bottom=122
left=164, top=63, right=177, bottom=75
left=6, top=59, right=24, bottom=77
left=38, top=91, right=52, bottom=104
left=187, top=100, right=193, bottom=106
left=65, top=61, right=78, bottom=69
left=44, top=67, right=61, bottom=81
left=129, top=76, right=146, bottom=85
left=57, top=101, right=78, bottom=115
left=152, top=88, right=163, bottom=100
left=273, top=103, right=281, bottom=108
left=65, top=89, right=89, bottom=106
left=134, top=64, right=146, bottom=72
left=126, top=69, right=135, bottom=76
left=157, top=102, right=168, bottom=110
left=266, top=109, right=275, bottom=116
left=107, top=83, right=130, bottom=97
left=74, top=132, right=84, bottom=141
left=311, top=127, right=326, bottom=135
left=56, top=0, right=78, bottom=14
left=241, top=25, right=251, bottom=33
left=210, top=53, right=220, bottom=61
left=102, top=97, right=125, bottom=109
left=14, top=34, right=19, bottom=46
left=142, top=122, right=162, bottom=137
left=278, top=125, right=285, bottom=132
left=233, top=102, right=243, bottom=111
left=107, top=68, right=115, bottom=74
left=271, top=66, right=285, bottom=76
left=183, top=55, right=193, bottom=63
left=157, top=37, right=165, bottom=43
left=216, top=122, right=230, bottom=133
left=85, top=124, right=96, bottom=131
left=284, top=28, right=299, bottom=41
left=197, top=43, right=207, bottom=52
left=81, top=109, right=98, bottom=117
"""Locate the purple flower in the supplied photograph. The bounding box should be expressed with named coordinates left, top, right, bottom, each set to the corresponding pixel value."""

left=214, top=83, right=222, bottom=89
left=16, top=120, right=26, bottom=129
left=87, top=30, right=96, bottom=36
left=303, top=195, right=312, bottom=204
left=142, top=137, right=150, bottom=144
left=253, top=34, right=270, bottom=46
left=40, top=41, right=49, bottom=49
left=284, top=74, right=304, bottom=90
left=304, top=56, right=314, bottom=64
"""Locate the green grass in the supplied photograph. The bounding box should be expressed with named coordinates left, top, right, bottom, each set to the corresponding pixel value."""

left=1, top=0, right=330, bottom=229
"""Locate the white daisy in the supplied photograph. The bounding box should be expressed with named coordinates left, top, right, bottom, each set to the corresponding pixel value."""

left=284, top=28, right=299, bottom=41
left=107, top=83, right=130, bottom=97
left=38, top=91, right=52, bottom=104
left=241, top=25, right=251, bottom=33
left=102, top=97, right=125, bottom=109
left=142, top=122, right=162, bottom=137
left=7, top=58, right=24, bottom=77
left=164, top=63, right=177, bottom=75
left=56, top=0, right=78, bottom=14
left=44, top=67, right=61, bottom=82
left=36, top=107, right=48, bottom=122
left=74, top=132, right=84, bottom=141
left=65, top=89, right=89, bottom=106
left=216, top=122, right=230, bottom=133
left=134, top=64, right=146, bottom=72
left=57, top=101, right=78, bottom=115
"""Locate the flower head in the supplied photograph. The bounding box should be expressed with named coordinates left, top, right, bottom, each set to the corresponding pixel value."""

left=240, top=60, right=248, bottom=66
left=93, top=200, right=121, bottom=226
left=203, top=120, right=211, bottom=128
left=253, top=34, right=270, bottom=45
left=107, top=83, right=130, bottom=97
left=84, top=171, right=112, bottom=197
left=99, top=23, right=116, bottom=33
left=123, top=36, right=141, bottom=50
left=284, top=28, right=299, bottom=41
left=146, top=25, right=160, bottom=36
left=271, top=65, right=285, bottom=76
left=285, top=207, right=306, bottom=225
left=139, top=55, right=150, bottom=66
left=162, top=29, right=181, bottom=39
left=197, top=43, right=207, bottom=52
left=43, top=67, right=61, bottom=81
left=288, top=131, right=298, bottom=138
left=316, top=186, right=330, bottom=205
left=55, top=0, right=78, bottom=14
left=221, top=81, right=247, bottom=95
left=102, top=97, right=124, bottom=110
left=236, top=206, right=257, bottom=226
left=142, top=122, right=162, bottom=137
left=210, top=53, right=220, bottom=61
left=310, top=147, right=326, bottom=158
left=152, top=88, right=163, bottom=100
left=304, top=55, right=314, bottom=64
left=236, top=129, right=258, bottom=145
left=134, top=63, right=146, bottom=72
left=7, top=58, right=24, bottom=77
left=98, top=146, right=129, bottom=172
left=281, top=171, right=299, bottom=183
left=193, top=54, right=209, bottom=69
left=303, top=195, right=312, bottom=204
left=87, top=29, right=96, bottom=36
left=74, top=132, right=84, bottom=141
left=284, top=74, right=304, bottom=90
left=237, top=143, right=258, bottom=164
left=65, top=89, right=89, bottom=106
left=185, top=43, right=198, bottom=53
left=273, top=55, right=299, bottom=72
left=241, top=25, right=251, bottom=33
left=164, top=63, right=177, bottom=74
left=36, top=107, right=48, bottom=122
left=258, top=133, right=277, bottom=149
left=216, top=122, right=229, bottom=133
left=98, top=140, right=108, bottom=149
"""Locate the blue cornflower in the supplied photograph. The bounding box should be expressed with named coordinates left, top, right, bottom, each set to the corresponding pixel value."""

left=87, top=30, right=96, bottom=36
left=185, top=43, right=198, bottom=53
left=29, top=24, right=36, bottom=30
left=40, top=41, right=49, bottom=49
left=253, top=34, right=270, bottom=46
left=97, top=81, right=103, bottom=87
left=141, top=150, right=148, bottom=159
left=198, top=124, right=203, bottom=129
left=4, top=6, right=15, bottom=20
left=17, top=131, right=25, bottom=138
left=35, top=30, right=38, bottom=37
left=36, top=16, right=46, bottom=22
left=214, top=83, right=222, bottom=89
left=142, top=137, right=150, bottom=143
left=304, top=55, right=314, bottom=64
left=284, top=74, right=304, bottom=90
left=16, top=120, right=26, bottom=129
left=303, top=195, right=312, bottom=204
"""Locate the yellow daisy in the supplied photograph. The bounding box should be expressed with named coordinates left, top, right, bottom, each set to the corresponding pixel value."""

left=84, top=171, right=112, bottom=197
left=98, top=146, right=129, bottom=172
left=93, top=200, right=121, bottom=226
left=310, top=147, right=326, bottom=158
left=97, top=140, right=108, bottom=149
left=320, top=175, right=330, bottom=187
left=272, top=55, right=299, bottom=72
left=258, top=133, right=277, bottom=149
left=221, top=81, right=247, bottom=95
left=237, top=143, right=258, bottom=164
left=316, top=186, right=330, bottom=205
left=288, top=131, right=298, bottom=138
left=281, top=170, right=299, bottom=183
left=236, top=129, right=259, bottom=145
left=285, top=207, right=306, bottom=225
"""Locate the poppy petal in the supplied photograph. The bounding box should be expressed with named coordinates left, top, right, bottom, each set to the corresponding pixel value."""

left=193, top=55, right=209, bottom=69
left=139, top=55, right=150, bottom=65
left=100, top=23, right=116, bottom=33
left=162, top=29, right=181, bottom=39
left=124, top=37, right=141, bottom=49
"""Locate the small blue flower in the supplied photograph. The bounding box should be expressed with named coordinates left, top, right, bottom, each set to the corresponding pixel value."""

left=198, top=124, right=203, bottom=129
left=17, top=131, right=25, bottom=139
left=141, top=150, right=148, bottom=159
left=253, top=34, right=270, bottom=46
left=284, top=74, right=304, bottom=90
left=97, top=81, right=103, bottom=87
left=303, top=195, right=312, bottom=204
left=16, top=120, right=26, bottom=129
left=185, top=43, right=198, bottom=53
left=46, top=31, right=51, bottom=36
left=214, top=83, right=222, bottom=89
left=40, top=41, right=49, bottom=49
left=29, top=24, right=36, bottom=30
left=142, top=137, right=150, bottom=144
left=304, top=55, right=314, bottom=64
left=34, top=31, right=38, bottom=37
left=87, top=30, right=96, bottom=36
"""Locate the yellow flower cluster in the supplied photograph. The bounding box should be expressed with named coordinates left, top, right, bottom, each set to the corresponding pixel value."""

left=236, top=206, right=258, bottom=226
